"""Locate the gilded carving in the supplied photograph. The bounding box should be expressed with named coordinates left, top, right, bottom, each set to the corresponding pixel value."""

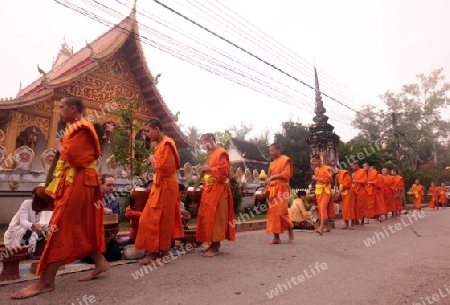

left=16, top=114, right=49, bottom=141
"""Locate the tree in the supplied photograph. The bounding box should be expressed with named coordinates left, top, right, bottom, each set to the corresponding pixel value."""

left=353, top=69, right=450, bottom=171
left=273, top=121, right=311, bottom=188
left=249, top=128, right=271, bottom=160
left=230, top=122, right=253, bottom=140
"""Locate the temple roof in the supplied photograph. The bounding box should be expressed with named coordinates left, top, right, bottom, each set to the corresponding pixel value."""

left=0, top=6, right=190, bottom=148
left=228, top=138, right=269, bottom=163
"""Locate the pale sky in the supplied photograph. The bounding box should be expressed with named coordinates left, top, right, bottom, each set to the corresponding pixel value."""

left=1, top=0, right=449, bottom=142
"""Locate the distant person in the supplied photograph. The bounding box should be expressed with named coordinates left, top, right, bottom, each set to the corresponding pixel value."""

left=335, top=168, right=354, bottom=230
left=381, top=168, right=395, bottom=219
left=100, top=173, right=120, bottom=220
left=438, top=183, right=448, bottom=209
left=288, top=190, right=311, bottom=225
left=410, top=179, right=424, bottom=212
left=351, top=162, right=368, bottom=226
left=391, top=169, right=404, bottom=217
left=428, top=182, right=439, bottom=210
left=311, top=155, right=333, bottom=235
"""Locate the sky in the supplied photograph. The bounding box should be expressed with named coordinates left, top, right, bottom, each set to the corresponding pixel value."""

left=1, top=0, right=449, bottom=143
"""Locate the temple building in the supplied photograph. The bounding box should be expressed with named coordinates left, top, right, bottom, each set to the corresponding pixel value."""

left=306, top=68, right=340, bottom=167
left=0, top=5, right=189, bottom=173
left=0, top=5, right=189, bottom=224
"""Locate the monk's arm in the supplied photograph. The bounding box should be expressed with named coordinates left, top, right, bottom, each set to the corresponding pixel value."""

left=210, top=153, right=229, bottom=181
left=61, top=128, right=97, bottom=167
left=153, top=143, right=176, bottom=174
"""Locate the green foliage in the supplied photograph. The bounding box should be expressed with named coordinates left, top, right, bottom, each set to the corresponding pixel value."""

left=214, top=130, right=233, bottom=149
left=109, top=96, right=152, bottom=183
left=273, top=121, right=311, bottom=188
left=228, top=174, right=242, bottom=213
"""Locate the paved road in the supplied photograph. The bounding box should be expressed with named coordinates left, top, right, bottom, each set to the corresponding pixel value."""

left=1, top=208, right=449, bottom=305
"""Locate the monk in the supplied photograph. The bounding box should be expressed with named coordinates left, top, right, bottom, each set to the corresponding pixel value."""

left=363, top=163, right=377, bottom=223
left=336, top=168, right=354, bottom=229
left=438, top=183, right=448, bottom=209
left=410, top=179, right=425, bottom=212
left=391, top=169, right=404, bottom=217
left=196, top=133, right=235, bottom=256
left=428, top=182, right=440, bottom=210
left=265, top=142, right=294, bottom=243
left=381, top=168, right=394, bottom=218
left=350, top=162, right=367, bottom=227
left=136, top=119, right=184, bottom=265
left=373, top=167, right=386, bottom=221
left=311, top=154, right=333, bottom=235
left=12, top=96, right=108, bottom=299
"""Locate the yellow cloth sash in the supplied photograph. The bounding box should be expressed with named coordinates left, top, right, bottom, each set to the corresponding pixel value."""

left=339, top=183, right=348, bottom=195
left=267, top=180, right=289, bottom=198
left=46, top=160, right=97, bottom=194
left=413, top=191, right=419, bottom=199
left=204, top=173, right=216, bottom=186
left=315, top=183, right=331, bottom=195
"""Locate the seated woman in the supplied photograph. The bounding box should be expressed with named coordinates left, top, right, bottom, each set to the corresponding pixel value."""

left=288, top=190, right=311, bottom=226
left=4, top=189, right=53, bottom=257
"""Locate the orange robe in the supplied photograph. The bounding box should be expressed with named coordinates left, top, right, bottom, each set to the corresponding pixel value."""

left=411, top=184, right=424, bottom=209
left=135, top=136, right=184, bottom=252
left=365, top=169, right=378, bottom=218
left=314, top=165, right=333, bottom=221
left=428, top=186, right=439, bottom=208
left=266, top=155, right=294, bottom=234
left=125, top=206, right=141, bottom=240
left=38, top=119, right=104, bottom=275
left=382, top=175, right=395, bottom=212
left=352, top=169, right=367, bottom=219
left=338, top=170, right=353, bottom=221
left=374, top=174, right=386, bottom=216
left=196, top=147, right=235, bottom=242
left=439, top=186, right=448, bottom=205
left=392, top=175, right=404, bottom=211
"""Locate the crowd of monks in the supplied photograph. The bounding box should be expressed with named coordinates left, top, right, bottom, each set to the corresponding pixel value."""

left=410, top=181, right=449, bottom=211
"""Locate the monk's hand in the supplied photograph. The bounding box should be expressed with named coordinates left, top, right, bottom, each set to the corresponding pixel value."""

left=201, top=165, right=212, bottom=172
left=32, top=223, right=45, bottom=234
left=311, top=175, right=317, bottom=181
left=147, top=155, right=155, bottom=165
left=104, top=208, right=113, bottom=215
left=54, top=138, right=62, bottom=152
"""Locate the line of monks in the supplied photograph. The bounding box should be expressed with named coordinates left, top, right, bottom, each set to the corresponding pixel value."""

left=410, top=181, right=448, bottom=211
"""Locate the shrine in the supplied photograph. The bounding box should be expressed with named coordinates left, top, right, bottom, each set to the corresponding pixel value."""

left=0, top=5, right=189, bottom=224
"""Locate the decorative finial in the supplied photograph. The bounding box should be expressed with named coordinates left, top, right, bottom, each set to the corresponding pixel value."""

left=37, top=65, right=47, bottom=80
left=86, top=40, right=95, bottom=57
left=154, top=73, right=162, bottom=85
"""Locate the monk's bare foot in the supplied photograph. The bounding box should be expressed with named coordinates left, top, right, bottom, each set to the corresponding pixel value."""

left=288, top=229, right=294, bottom=242
left=267, top=239, right=281, bottom=244
left=79, top=261, right=110, bottom=281
left=11, top=280, right=54, bottom=299
left=201, top=249, right=219, bottom=257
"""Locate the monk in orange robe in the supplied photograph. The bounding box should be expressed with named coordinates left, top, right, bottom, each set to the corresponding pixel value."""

left=410, top=179, right=425, bottom=211
left=350, top=162, right=367, bottom=227
left=12, top=96, right=108, bottom=299
left=438, top=183, right=448, bottom=209
left=265, top=142, right=294, bottom=243
left=381, top=168, right=395, bottom=218
left=311, top=154, right=333, bottom=235
left=196, top=133, right=235, bottom=256
left=363, top=163, right=377, bottom=222
left=374, top=168, right=386, bottom=221
left=391, top=169, right=404, bottom=217
left=337, top=168, right=354, bottom=229
left=428, top=182, right=440, bottom=210
left=136, top=119, right=184, bottom=265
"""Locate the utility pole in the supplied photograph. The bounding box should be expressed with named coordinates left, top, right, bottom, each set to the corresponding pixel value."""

left=392, top=113, right=400, bottom=170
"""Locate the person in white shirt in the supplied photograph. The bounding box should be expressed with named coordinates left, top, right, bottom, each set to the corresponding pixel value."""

left=4, top=197, right=52, bottom=254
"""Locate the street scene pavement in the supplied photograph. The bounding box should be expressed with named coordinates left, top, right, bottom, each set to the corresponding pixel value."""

left=1, top=208, right=449, bottom=305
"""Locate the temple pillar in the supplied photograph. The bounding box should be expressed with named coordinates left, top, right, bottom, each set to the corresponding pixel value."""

left=4, top=111, right=22, bottom=168
left=46, top=100, right=61, bottom=150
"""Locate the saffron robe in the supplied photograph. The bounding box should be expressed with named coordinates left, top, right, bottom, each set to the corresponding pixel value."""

left=411, top=184, right=424, bottom=209
left=338, top=170, right=354, bottom=221
left=266, top=155, right=294, bottom=234
left=352, top=169, right=367, bottom=219
left=374, top=174, right=386, bottom=215
left=365, top=169, right=378, bottom=218
left=382, top=175, right=395, bottom=213
left=392, top=175, right=404, bottom=211
left=38, top=119, right=104, bottom=275
left=428, top=186, right=440, bottom=208
left=314, top=165, right=333, bottom=221
left=439, top=186, right=448, bottom=205
left=196, top=147, right=235, bottom=242
left=135, top=136, right=184, bottom=252
left=125, top=206, right=141, bottom=239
